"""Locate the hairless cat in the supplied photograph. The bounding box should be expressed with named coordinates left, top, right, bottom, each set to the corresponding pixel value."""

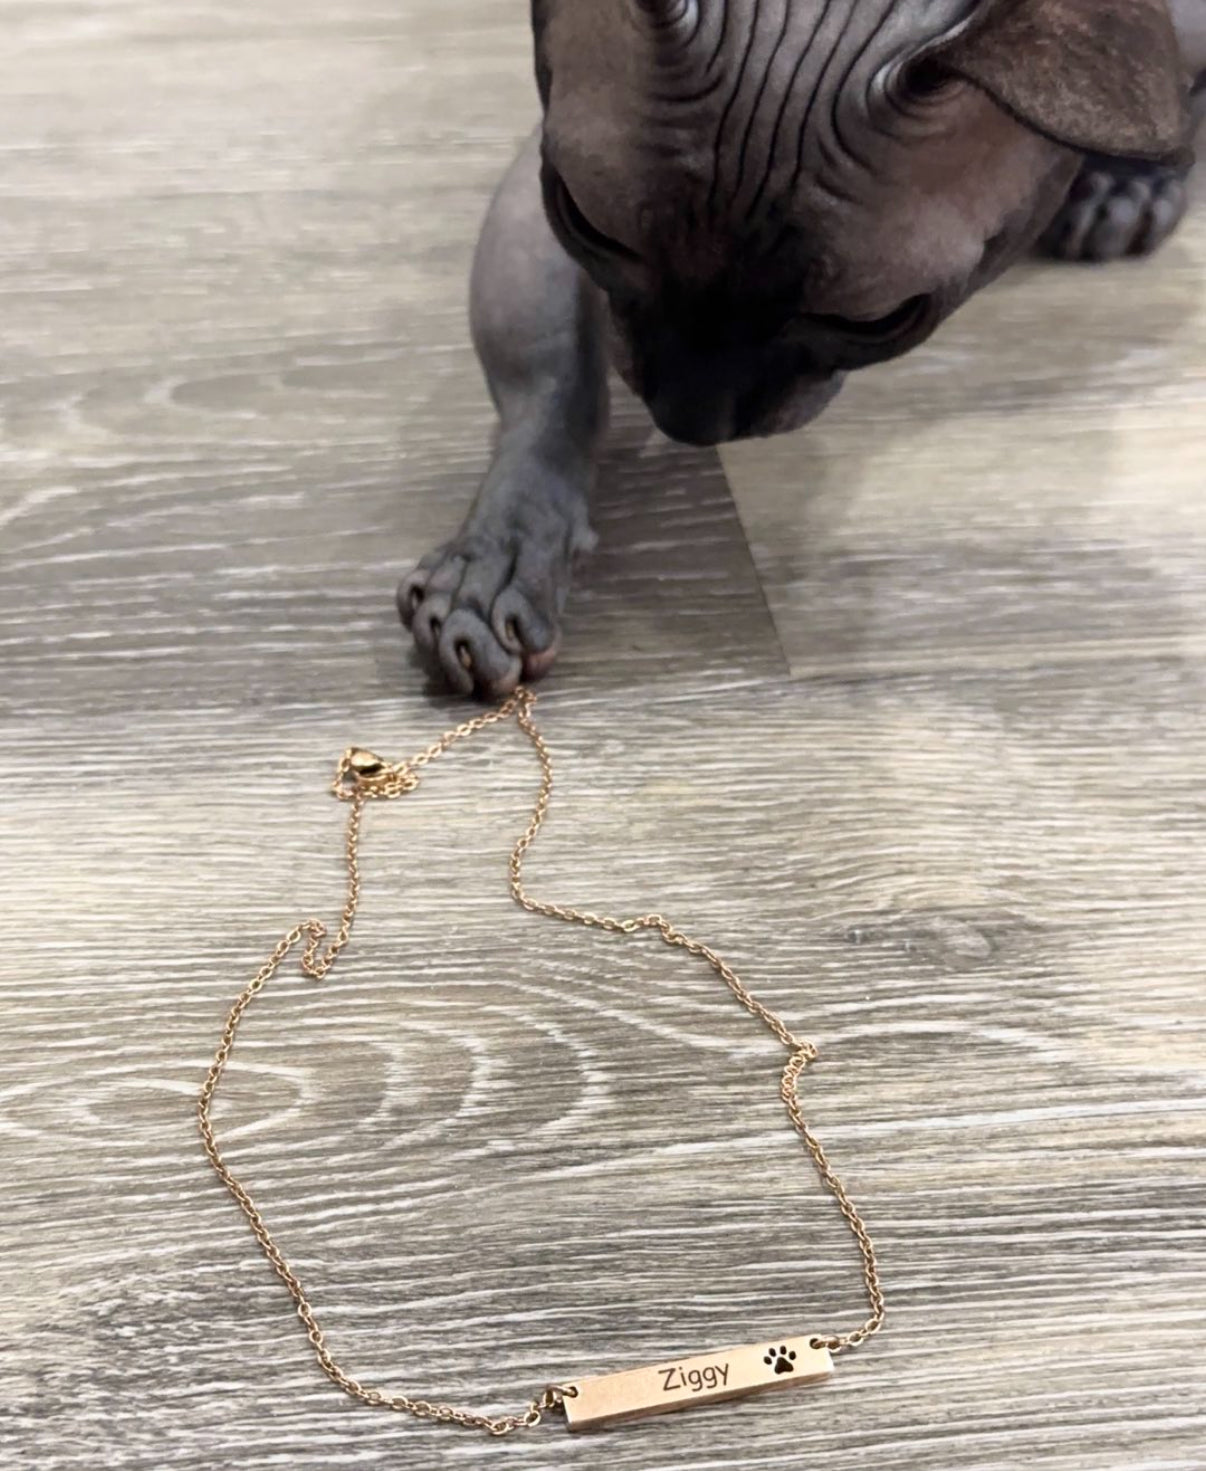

left=399, top=0, right=1206, bottom=697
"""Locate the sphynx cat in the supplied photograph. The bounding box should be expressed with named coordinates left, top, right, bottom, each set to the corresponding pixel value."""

left=400, top=0, right=1206, bottom=696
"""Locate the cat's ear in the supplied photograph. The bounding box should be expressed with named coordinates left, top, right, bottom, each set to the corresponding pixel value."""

left=933, top=0, right=1192, bottom=163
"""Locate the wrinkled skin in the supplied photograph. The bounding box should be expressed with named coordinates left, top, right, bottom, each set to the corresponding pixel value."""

left=535, top=0, right=1077, bottom=443
left=401, top=0, right=1206, bottom=696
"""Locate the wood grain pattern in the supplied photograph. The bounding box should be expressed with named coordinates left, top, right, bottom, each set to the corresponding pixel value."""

left=0, top=0, right=780, bottom=720
left=2, top=4, right=1204, bottom=1471
left=722, top=175, right=1206, bottom=679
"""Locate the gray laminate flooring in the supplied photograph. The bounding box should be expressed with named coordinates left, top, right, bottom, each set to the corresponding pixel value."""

left=3, top=5, right=1204, bottom=1470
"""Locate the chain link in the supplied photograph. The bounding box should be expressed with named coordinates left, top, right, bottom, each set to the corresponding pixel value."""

left=197, top=687, right=884, bottom=1437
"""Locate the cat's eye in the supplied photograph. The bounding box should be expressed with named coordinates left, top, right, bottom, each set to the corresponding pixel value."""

left=906, top=58, right=952, bottom=96
left=900, top=56, right=967, bottom=102
left=811, top=294, right=931, bottom=344
left=547, top=171, right=640, bottom=261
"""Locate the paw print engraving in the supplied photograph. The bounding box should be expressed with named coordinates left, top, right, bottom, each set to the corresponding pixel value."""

left=764, top=1345, right=797, bottom=1375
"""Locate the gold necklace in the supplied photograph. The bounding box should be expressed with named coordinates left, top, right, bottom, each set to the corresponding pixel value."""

left=197, top=688, right=885, bottom=1436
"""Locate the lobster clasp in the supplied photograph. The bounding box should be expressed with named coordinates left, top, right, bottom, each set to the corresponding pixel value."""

left=335, top=748, right=418, bottom=798
left=347, top=748, right=387, bottom=778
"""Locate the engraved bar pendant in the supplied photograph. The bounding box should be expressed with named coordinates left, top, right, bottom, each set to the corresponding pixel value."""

left=561, top=1337, right=833, bottom=1432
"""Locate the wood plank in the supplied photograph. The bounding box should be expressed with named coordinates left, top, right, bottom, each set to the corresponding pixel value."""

left=3, top=667, right=1205, bottom=1469
left=0, top=0, right=781, bottom=717
left=2, top=3, right=1205, bottom=1470
left=723, top=179, right=1206, bottom=679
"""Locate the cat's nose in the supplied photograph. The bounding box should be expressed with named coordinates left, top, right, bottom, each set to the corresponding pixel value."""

left=647, top=391, right=737, bottom=447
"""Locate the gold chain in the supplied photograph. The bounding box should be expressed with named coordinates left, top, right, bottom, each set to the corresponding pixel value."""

left=197, top=687, right=885, bottom=1437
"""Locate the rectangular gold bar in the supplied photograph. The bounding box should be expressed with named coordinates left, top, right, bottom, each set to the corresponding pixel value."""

left=561, top=1337, right=832, bottom=1432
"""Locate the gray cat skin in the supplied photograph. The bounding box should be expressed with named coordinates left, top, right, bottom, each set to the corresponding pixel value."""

left=399, top=0, right=1206, bottom=697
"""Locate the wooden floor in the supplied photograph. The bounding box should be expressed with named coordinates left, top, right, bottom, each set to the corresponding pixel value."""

left=2, top=4, right=1204, bottom=1469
